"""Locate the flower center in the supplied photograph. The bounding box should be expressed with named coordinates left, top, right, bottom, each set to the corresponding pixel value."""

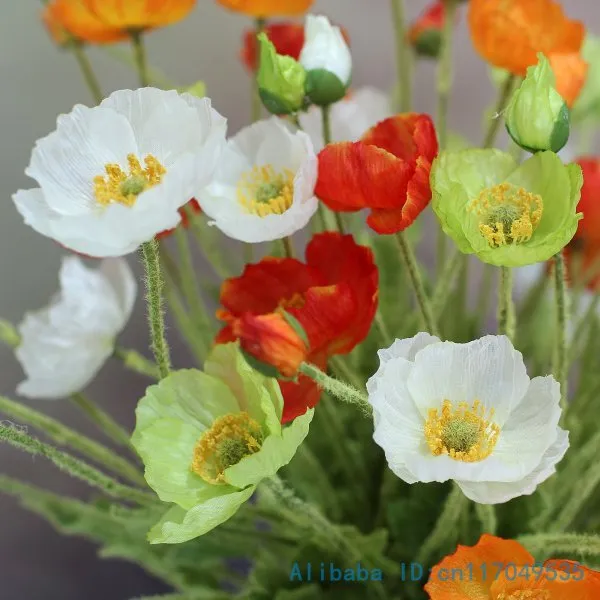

left=94, top=153, right=166, bottom=207
left=191, top=412, right=264, bottom=485
left=468, top=183, right=543, bottom=248
left=424, top=399, right=500, bottom=462
left=237, top=165, right=294, bottom=217
left=495, top=591, right=550, bottom=600
left=279, top=292, right=306, bottom=310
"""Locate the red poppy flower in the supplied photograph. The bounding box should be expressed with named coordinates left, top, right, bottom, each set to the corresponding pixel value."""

left=572, top=158, right=600, bottom=247
left=315, top=114, right=438, bottom=234
left=241, top=22, right=305, bottom=72
left=408, top=1, right=446, bottom=58
left=425, top=534, right=600, bottom=599
left=216, top=232, right=378, bottom=423
left=156, top=199, right=202, bottom=240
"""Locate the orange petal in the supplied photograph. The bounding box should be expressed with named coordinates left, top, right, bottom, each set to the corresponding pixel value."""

left=316, top=142, right=412, bottom=212
left=217, top=0, right=313, bottom=17
left=233, top=312, right=308, bottom=378
left=241, top=22, right=305, bottom=71
left=425, top=534, right=535, bottom=599
left=549, top=52, right=589, bottom=108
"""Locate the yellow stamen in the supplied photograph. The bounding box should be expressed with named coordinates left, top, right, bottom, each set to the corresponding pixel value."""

left=424, top=399, right=500, bottom=462
left=468, top=182, right=543, bottom=248
left=93, top=153, right=166, bottom=207
left=191, top=412, right=264, bottom=485
left=237, top=164, right=294, bottom=217
left=495, top=591, right=550, bottom=600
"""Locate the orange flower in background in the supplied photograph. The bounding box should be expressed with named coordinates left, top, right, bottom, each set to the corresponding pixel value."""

left=46, top=0, right=196, bottom=44
left=217, top=0, right=313, bottom=18
left=408, top=1, right=446, bottom=58
left=572, top=158, right=600, bottom=247
left=469, top=0, right=588, bottom=107
left=425, top=534, right=600, bottom=599
left=316, top=114, right=438, bottom=234
left=216, top=232, right=378, bottom=423
left=241, top=22, right=305, bottom=71
left=43, top=0, right=126, bottom=44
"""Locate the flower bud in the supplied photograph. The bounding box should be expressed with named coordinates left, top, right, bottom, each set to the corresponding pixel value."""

left=300, top=15, right=352, bottom=106
left=408, top=1, right=445, bottom=59
left=505, top=53, right=570, bottom=153
left=257, top=32, right=307, bottom=115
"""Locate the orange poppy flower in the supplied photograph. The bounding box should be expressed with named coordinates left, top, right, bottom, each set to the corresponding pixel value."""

left=217, top=0, right=313, bottom=17
left=43, top=0, right=126, bottom=44
left=408, top=1, right=446, bottom=58
left=46, top=0, right=195, bottom=44
left=316, top=114, right=438, bottom=234
left=469, top=0, right=587, bottom=107
left=241, top=22, right=305, bottom=71
left=216, top=232, right=378, bottom=423
left=425, top=534, right=600, bottom=599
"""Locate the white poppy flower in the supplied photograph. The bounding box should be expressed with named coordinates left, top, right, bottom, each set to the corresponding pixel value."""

left=300, top=15, right=352, bottom=86
left=198, top=117, right=318, bottom=243
left=367, top=333, right=568, bottom=504
left=13, top=88, right=227, bottom=257
left=16, top=256, right=136, bottom=399
left=299, top=87, right=392, bottom=151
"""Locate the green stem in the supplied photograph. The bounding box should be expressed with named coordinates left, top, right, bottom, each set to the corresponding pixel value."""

left=263, top=476, right=388, bottom=600
left=474, top=503, right=497, bottom=535
left=252, top=17, right=266, bottom=122
left=553, top=252, right=569, bottom=410
left=174, top=228, right=211, bottom=357
left=437, top=0, right=458, bottom=151
left=0, top=424, right=153, bottom=505
left=299, top=362, right=372, bottom=418
left=113, top=347, right=159, bottom=379
left=321, top=104, right=332, bottom=144
left=518, top=533, right=600, bottom=559
left=390, top=0, right=412, bottom=111
left=131, top=30, right=150, bottom=87
left=282, top=236, right=295, bottom=259
left=70, top=393, right=134, bottom=450
left=394, top=232, right=440, bottom=336
left=498, top=266, right=515, bottom=340
left=568, top=293, right=600, bottom=368
left=140, top=240, right=171, bottom=379
left=483, top=74, right=516, bottom=148
left=0, top=395, right=144, bottom=486
left=0, top=318, right=19, bottom=347
left=477, top=263, right=496, bottom=328
left=70, top=41, right=103, bottom=103
left=416, top=484, right=468, bottom=565
left=329, top=355, right=365, bottom=392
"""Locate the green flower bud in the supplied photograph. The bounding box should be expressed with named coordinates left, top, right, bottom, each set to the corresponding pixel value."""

left=505, top=53, right=570, bottom=153
left=257, top=33, right=306, bottom=115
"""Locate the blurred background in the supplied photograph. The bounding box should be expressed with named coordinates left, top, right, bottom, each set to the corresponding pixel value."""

left=0, top=0, right=598, bottom=598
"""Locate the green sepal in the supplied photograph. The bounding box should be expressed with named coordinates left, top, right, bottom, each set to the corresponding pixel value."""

left=413, top=30, right=442, bottom=59
left=240, top=347, right=281, bottom=380
left=305, top=68, right=348, bottom=106
left=280, top=309, right=310, bottom=347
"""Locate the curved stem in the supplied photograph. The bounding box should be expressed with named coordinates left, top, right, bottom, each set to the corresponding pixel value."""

left=70, top=41, right=103, bottom=103
left=141, top=240, right=171, bottom=379
left=131, top=30, right=150, bottom=87
left=394, top=232, right=440, bottom=336
left=113, top=347, right=159, bottom=380
left=390, top=0, right=412, bottom=111
left=483, top=74, right=516, bottom=148
left=553, top=252, right=569, bottom=410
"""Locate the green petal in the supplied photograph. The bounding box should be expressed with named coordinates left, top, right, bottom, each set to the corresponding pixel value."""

left=148, top=486, right=255, bottom=544
left=205, top=343, right=284, bottom=436
left=132, top=368, right=239, bottom=440
left=133, top=417, right=208, bottom=508
left=224, top=408, right=314, bottom=488
left=431, top=149, right=518, bottom=254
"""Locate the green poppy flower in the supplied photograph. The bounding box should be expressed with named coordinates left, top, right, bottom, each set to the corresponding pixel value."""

left=431, top=149, right=583, bottom=267
left=132, top=343, right=313, bottom=544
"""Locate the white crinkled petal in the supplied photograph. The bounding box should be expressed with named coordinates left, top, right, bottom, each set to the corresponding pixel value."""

left=456, top=428, right=569, bottom=504
left=299, top=86, right=392, bottom=151
left=26, top=105, right=137, bottom=215
left=99, top=258, right=137, bottom=329
left=300, top=15, right=352, bottom=85
left=407, top=335, right=530, bottom=428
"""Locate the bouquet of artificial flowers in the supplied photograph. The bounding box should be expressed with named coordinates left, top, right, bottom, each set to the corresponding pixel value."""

left=2, top=0, right=600, bottom=598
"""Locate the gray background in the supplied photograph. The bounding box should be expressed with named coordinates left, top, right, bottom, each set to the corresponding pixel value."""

left=0, top=1, right=598, bottom=598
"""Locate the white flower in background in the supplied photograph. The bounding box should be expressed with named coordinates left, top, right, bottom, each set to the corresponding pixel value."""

left=198, top=117, right=318, bottom=243
left=299, top=87, right=392, bottom=151
left=16, top=256, right=136, bottom=399
left=300, top=15, right=352, bottom=86
left=367, top=333, right=568, bottom=504
left=13, top=88, right=227, bottom=257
